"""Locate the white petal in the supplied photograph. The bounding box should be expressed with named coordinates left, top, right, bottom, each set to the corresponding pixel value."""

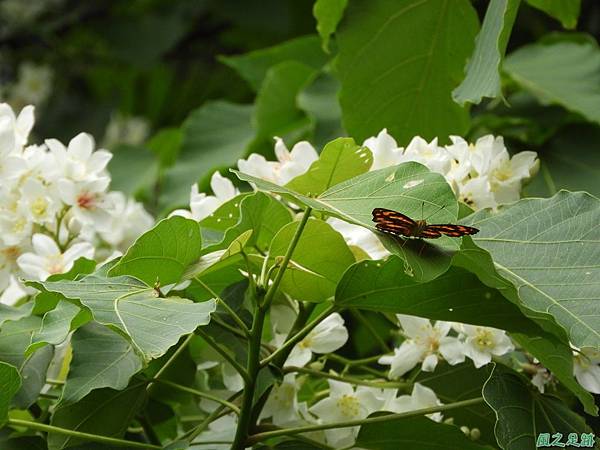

left=439, top=337, right=466, bottom=365
left=62, top=242, right=94, bottom=267
left=68, top=133, right=94, bottom=161
left=386, top=341, right=425, bottom=379
left=421, top=354, right=439, bottom=372
left=210, top=171, right=237, bottom=200
left=285, top=345, right=312, bottom=367
left=31, top=234, right=60, bottom=256
left=397, top=315, right=431, bottom=339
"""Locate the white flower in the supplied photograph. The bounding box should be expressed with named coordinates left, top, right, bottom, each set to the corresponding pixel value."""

left=171, top=171, right=239, bottom=222
left=222, top=362, right=244, bottom=392
left=362, top=128, right=403, bottom=170
left=309, top=380, right=383, bottom=448
left=237, top=137, right=318, bottom=185
left=327, top=217, right=390, bottom=260
left=261, top=374, right=304, bottom=426
left=381, top=383, right=443, bottom=422
left=378, top=315, right=465, bottom=378
left=0, top=103, right=34, bottom=155
left=46, top=133, right=112, bottom=182
left=98, top=191, right=154, bottom=250
left=573, top=347, right=600, bottom=394
left=285, top=313, right=348, bottom=367
left=398, top=136, right=452, bottom=175
left=455, top=176, right=497, bottom=210
left=17, top=234, right=93, bottom=281
left=57, top=178, right=113, bottom=230
left=103, top=112, right=150, bottom=149
left=456, top=324, right=514, bottom=368
left=0, top=207, right=32, bottom=246
left=531, top=366, right=552, bottom=393
left=192, top=414, right=237, bottom=450
left=18, top=178, right=60, bottom=226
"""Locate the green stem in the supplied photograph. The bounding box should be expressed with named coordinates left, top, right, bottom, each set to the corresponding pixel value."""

left=194, top=276, right=250, bottom=338
left=151, top=333, right=194, bottom=385
left=285, top=366, right=411, bottom=389
left=7, top=418, right=161, bottom=449
left=151, top=379, right=240, bottom=414
left=327, top=354, right=386, bottom=366
left=184, top=392, right=242, bottom=442
left=246, top=397, right=485, bottom=445
left=260, top=303, right=336, bottom=368
left=231, top=207, right=312, bottom=450
left=195, top=328, right=250, bottom=383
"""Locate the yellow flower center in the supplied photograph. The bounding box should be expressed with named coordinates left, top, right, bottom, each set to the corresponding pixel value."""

left=12, top=217, right=27, bottom=233
left=474, top=329, right=495, bottom=350
left=337, top=394, right=360, bottom=418
left=31, top=197, right=48, bottom=217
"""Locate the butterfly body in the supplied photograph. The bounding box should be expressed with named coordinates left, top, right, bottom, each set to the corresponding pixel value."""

left=371, top=207, right=479, bottom=239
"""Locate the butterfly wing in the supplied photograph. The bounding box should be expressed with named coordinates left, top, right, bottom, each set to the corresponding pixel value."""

left=372, top=208, right=416, bottom=238
left=424, top=224, right=479, bottom=237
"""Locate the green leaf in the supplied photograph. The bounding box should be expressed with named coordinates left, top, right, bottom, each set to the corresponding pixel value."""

left=61, top=322, right=143, bottom=405
left=107, top=144, right=158, bottom=197
left=248, top=61, right=317, bottom=155
left=109, top=216, right=202, bottom=286
left=504, top=37, right=600, bottom=125
left=511, top=332, right=597, bottom=415
left=286, top=138, right=372, bottom=195
left=202, top=191, right=292, bottom=255
left=335, top=0, right=478, bottom=143
left=336, top=258, right=538, bottom=332
left=418, top=363, right=496, bottom=444
left=234, top=161, right=461, bottom=281
left=198, top=193, right=250, bottom=247
left=48, top=383, right=146, bottom=450
left=269, top=219, right=355, bottom=302
left=313, top=0, right=348, bottom=52
left=0, top=362, right=20, bottom=426
left=147, top=127, right=182, bottom=168
left=526, top=0, right=581, bottom=29
left=453, top=0, right=520, bottom=106
left=27, top=301, right=90, bottom=355
left=356, top=415, right=492, bottom=450
left=482, top=364, right=594, bottom=450
left=0, top=303, right=33, bottom=327
left=0, top=316, right=53, bottom=408
left=29, top=276, right=216, bottom=362
left=220, top=35, right=327, bottom=91
left=297, top=72, right=345, bottom=147
left=158, top=101, right=254, bottom=212
left=464, top=191, right=600, bottom=350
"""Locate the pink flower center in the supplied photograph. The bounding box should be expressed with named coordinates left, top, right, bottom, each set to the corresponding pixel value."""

left=77, top=192, right=96, bottom=210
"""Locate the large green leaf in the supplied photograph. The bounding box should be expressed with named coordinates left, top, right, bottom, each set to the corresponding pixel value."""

left=61, top=322, right=143, bottom=405
left=335, top=0, right=478, bottom=143
left=0, top=316, right=53, bottom=408
left=418, top=363, right=496, bottom=444
left=220, top=35, right=327, bottom=91
left=356, top=415, right=492, bottom=450
left=525, top=0, right=581, bottom=29
left=107, top=144, right=158, bottom=197
left=504, top=37, right=600, bottom=125
left=313, top=0, right=348, bottom=52
left=27, top=301, right=90, bottom=355
left=158, top=101, right=254, bottom=212
left=201, top=191, right=292, bottom=255
left=482, top=364, right=595, bottom=450
left=453, top=0, right=520, bottom=106
left=234, top=161, right=461, bottom=280
left=109, top=216, right=202, bottom=286
left=269, top=219, right=355, bottom=302
left=48, top=383, right=147, bottom=450
left=464, top=191, right=600, bottom=350
left=29, top=276, right=216, bottom=362
left=0, top=362, right=20, bottom=427
left=511, top=332, right=597, bottom=415
left=248, top=61, right=317, bottom=155
left=286, top=138, right=372, bottom=195
left=336, top=258, right=537, bottom=332
left=0, top=303, right=33, bottom=327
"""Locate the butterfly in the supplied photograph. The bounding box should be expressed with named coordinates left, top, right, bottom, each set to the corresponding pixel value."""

left=372, top=207, right=479, bottom=239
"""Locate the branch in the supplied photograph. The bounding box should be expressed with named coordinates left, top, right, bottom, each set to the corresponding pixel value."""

left=284, top=366, right=411, bottom=389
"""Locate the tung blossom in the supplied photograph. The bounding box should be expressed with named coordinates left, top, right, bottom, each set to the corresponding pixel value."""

left=378, top=315, right=465, bottom=378
left=455, top=324, right=515, bottom=368
left=573, top=347, right=600, bottom=394
left=380, top=383, right=444, bottom=422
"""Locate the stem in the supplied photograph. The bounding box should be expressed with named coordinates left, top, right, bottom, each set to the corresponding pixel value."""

left=247, top=397, right=485, bottom=445
left=151, top=379, right=240, bottom=415
left=184, top=392, right=242, bottom=442
left=285, top=366, right=411, bottom=389
left=7, top=418, right=162, bottom=449
left=194, top=277, right=250, bottom=338
left=261, top=303, right=336, bottom=368
left=231, top=207, right=312, bottom=450
left=151, top=333, right=194, bottom=385
left=195, top=328, right=250, bottom=383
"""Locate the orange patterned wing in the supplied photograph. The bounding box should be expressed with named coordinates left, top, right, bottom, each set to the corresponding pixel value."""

left=424, top=224, right=479, bottom=237
left=372, top=208, right=416, bottom=238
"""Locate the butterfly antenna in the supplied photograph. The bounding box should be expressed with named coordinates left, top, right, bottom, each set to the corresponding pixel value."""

left=424, top=204, right=446, bottom=221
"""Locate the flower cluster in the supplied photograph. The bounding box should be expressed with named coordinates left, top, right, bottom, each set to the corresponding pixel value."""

left=0, top=103, right=153, bottom=302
